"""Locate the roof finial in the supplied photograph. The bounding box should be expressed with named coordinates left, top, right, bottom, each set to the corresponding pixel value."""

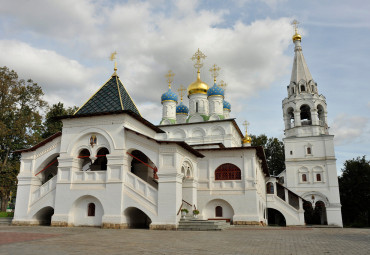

left=165, top=70, right=175, bottom=89
left=191, top=48, right=206, bottom=78
left=110, top=51, right=118, bottom=76
left=242, top=120, right=252, bottom=145
left=209, top=64, right=221, bottom=84
left=291, top=20, right=302, bottom=42
left=178, top=85, right=186, bottom=102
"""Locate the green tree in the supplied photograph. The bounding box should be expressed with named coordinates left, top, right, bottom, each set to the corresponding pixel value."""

left=42, top=102, right=77, bottom=138
left=339, top=156, right=370, bottom=227
left=250, top=134, right=285, bottom=176
left=0, top=66, right=47, bottom=211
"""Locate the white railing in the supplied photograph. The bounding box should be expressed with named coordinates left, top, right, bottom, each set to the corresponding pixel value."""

left=125, top=171, right=157, bottom=203
left=31, top=175, right=57, bottom=204
left=73, top=171, right=106, bottom=183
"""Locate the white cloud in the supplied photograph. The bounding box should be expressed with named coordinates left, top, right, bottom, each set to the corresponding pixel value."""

left=331, top=114, right=369, bottom=145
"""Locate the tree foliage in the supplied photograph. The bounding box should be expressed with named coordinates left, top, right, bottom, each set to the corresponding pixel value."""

left=0, top=66, right=47, bottom=211
left=339, top=156, right=370, bottom=227
left=42, top=102, right=77, bottom=138
left=250, top=134, right=285, bottom=176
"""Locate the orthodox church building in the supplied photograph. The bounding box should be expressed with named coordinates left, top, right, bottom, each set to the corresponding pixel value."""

left=13, top=26, right=343, bottom=229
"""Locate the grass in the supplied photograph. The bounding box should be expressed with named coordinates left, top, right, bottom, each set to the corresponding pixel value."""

left=0, top=212, right=14, bottom=218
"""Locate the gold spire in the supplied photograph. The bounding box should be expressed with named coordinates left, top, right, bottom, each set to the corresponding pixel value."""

left=291, top=20, right=302, bottom=42
left=188, top=49, right=209, bottom=95
left=110, top=51, right=118, bottom=76
left=178, top=85, right=186, bottom=102
left=209, top=64, right=221, bottom=83
left=242, top=120, right=252, bottom=144
left=165, top=70, right=175, bottom=89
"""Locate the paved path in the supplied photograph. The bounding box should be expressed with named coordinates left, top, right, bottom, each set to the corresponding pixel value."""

left=0, top=225, right=369, bottom=255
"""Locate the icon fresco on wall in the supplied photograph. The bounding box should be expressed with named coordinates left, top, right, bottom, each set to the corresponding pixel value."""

left=90, top=135, right=97, bottom=147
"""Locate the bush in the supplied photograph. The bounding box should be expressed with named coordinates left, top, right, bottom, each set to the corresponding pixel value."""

left=193, top=210, right=200, bottom=215
left=0, top=212, right=14, bottom=217
left=181, top=208, right=189, bottom=213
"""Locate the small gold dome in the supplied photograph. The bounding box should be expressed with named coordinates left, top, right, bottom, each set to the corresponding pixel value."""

left=292, top=32, right=302, bottom=42
left=188, top=71, right=209, bottom=96
left=242, top=136, right=252, bottom=144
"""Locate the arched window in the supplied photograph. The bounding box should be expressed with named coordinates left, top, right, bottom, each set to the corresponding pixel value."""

left=302, top=174, right=307, bottom=182
left=78, top=149, right=91, bottom=171
left=215, top=206, right=223, bottom=217
left=307, top=147, right=312, bottom=154
left=301, top=85, right=305, bottom=92
left=266, top=182, right=274, bottom=194
left=88, top=203, right=95, bottom=216
left=195, top=102, right=199, bottom=113
left=91, top=148, right=109, bottom=171
left=316, top=173, right=321, bottom=182
left=215, top=163, right=241, bottom=180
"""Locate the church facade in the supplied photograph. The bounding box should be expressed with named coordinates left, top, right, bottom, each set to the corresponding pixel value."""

left=13, top=29, right=343, bottom=228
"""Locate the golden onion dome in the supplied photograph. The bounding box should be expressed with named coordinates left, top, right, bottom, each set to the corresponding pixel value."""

left=292, top=32, right=302, bottom=42
left=242, top=135, right=252, bottom=144
left=188, top=71, right=209, bottom=96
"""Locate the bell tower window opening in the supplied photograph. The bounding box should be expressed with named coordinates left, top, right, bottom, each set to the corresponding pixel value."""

left=300, top=85, right=305, bottom=92
left=88, top=203, right=95, bottom=216
left=300, top=104, right=311, bottom=125
left=215, top=163, right=241, bottom=180
left=215, top=206, right=223, bottom=217
left=317, top=105, right=325, bottom=126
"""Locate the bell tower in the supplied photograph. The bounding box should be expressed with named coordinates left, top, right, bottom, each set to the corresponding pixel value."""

left=282, top=21, right=343, bottom=226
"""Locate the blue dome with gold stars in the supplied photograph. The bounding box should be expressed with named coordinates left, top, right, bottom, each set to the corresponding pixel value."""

left=176, top=102, right=189, bottom=114
left=223, top=100, right=231, bottom=111
left=207, top=83, right=224, bottom=97
left=161, top=89, right=178, bottom=103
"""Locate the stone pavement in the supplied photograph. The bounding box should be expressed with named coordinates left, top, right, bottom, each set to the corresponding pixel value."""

left=0, top=225, right=369, bottom=255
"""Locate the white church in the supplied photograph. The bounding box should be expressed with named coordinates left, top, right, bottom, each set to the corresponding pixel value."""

left=13, top=27, right=343, bottom=229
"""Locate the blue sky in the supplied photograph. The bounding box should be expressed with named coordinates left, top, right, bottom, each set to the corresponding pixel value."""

left=0, top=0, right=369, bottom=173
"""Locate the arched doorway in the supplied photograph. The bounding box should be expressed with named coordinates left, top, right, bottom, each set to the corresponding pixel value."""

left=267, top=208, right=286, bottom=226
left=91, top=148, right=109, bottom=171
left=303, top=201, right=314, bottom=224
left=124, top=207, right=152, bottom=229
left=70, top=195, right=104, bottom=227
left=129, top=150, right=158, bottom=188
left=313, top=201, right=327, bottom=225
left=37, top=156, right=58, bottom=184
left=204, top=199, right=234, bottom=222
left=33, top=206, right=54, bottom=226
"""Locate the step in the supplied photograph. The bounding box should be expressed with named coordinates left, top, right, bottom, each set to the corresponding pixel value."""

left=0, top=218, right=12, bottom=225
left=178, top=219, right=232, bottom=231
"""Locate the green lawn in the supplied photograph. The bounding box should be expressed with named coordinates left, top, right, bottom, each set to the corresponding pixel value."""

left=0, top=212, right=14, bottom=217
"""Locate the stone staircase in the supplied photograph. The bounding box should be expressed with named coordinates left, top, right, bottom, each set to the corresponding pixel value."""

left=178, top=218, right=232, bottom=231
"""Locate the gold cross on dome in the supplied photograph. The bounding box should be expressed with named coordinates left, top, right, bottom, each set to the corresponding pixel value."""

left=209, top=64, right=221, bottom=83
left=219, top=80, right=227, bottom=90
left=191, top=48, right=206, bottom=71
left=291, top=19, right=300, bottom=34
left=165, top=70, right=175, bottom=89
left=178, top=85, right=186, bottom=102
left=242, top=120, right=250, bottom=135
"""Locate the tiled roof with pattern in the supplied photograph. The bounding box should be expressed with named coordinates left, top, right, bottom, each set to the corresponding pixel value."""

left=75, top=76, right=140, bottom=116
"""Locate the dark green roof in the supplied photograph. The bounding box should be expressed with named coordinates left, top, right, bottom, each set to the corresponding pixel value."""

left=75, top=75, right=140, bottom=116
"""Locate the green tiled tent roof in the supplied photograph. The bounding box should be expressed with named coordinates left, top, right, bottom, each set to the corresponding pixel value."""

left=75, top=75, right=140, bottom=116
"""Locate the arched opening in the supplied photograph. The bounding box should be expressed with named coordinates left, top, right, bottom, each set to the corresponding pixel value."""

left=316, top=173, right=321, bottom=182
left=195, top=102, right=199, bottom=113
left=266, top=182, right=274, bottom=194
left=314, top=201, right=327, bottom=225
left=215, top=206, right=223, bottom=217
left=33, top=206, right=54, bottom=226
left=129, top=150, right=158, bottom=188
left=91, top=148, right=109, bottom=171
left=267, top=208, right=286, bottom=226
left=300, top=105, right=311, bottom=125
left=215, top=163, right=241, bottom=180
left=78, top=149, right=91, bottom=171
left=287, top=107, right=295, bottom=128
left=317, top=105, right=325, bottom=126
left=204, top=199, right=234, bottom=222
left=39, top=156, right=59, bottom=184
left=70, top=195, right=104, bottom=226
left=88, top=203, right=95, bottom=216
left=124, top=207, right=152, bottom=229
left=300, top=85, right=305, bottom=92
left=303, top=201, right=314, bottom=224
